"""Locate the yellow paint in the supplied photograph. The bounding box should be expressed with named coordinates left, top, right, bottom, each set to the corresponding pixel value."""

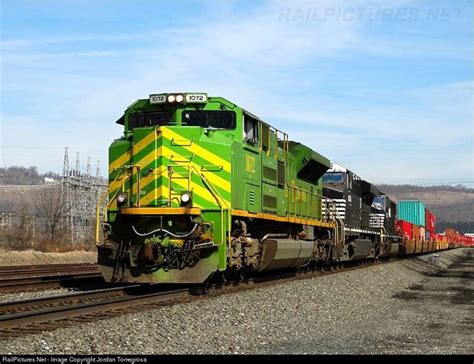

left=133, top=131, right=158, bottom=156
left=140, top=185, right=168, bottom=206
left=131, top=146, right=231, bottom=207
left=134, top=146, right=164, bottom=171
left=108, top=178, right=122, bottom=196
left=110, top=127, right=232, bottom=209
left=120, top=207, right=201, bottom=215
left=160, top=128, right=231, bottom=173
left=109, top=149, right=132, bottom=174
left=161, top=145, right=231, bottom=192
left=178, top=173, right=224, bottom=207
left=245, top=154, right=256, bottom=173
left=108, top=131, right=157, bottom=181
left=231, top=209, right=336, bottom=228
left=139, top=172, right=221, bottom=209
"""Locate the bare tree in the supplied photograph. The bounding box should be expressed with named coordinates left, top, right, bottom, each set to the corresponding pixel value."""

left=14, top=194, right=35, bottom=249
left=34, top=186, right=65, bottom=243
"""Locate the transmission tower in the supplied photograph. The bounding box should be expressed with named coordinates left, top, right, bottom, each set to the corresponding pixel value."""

left=75, top=152, right=80, bottom=177
left=63, top=147, right=69, bottom=176
left=87, top=157, right=91, bottom=177
left=61, top=148, right=107, bottom=247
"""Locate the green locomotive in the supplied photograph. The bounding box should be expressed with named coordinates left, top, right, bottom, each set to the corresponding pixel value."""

left=96, top=92, right=345, bottom=284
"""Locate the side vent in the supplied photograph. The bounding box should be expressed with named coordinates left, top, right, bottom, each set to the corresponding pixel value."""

left=263, top=195, right=277, bottom=209
left=263, top=166, right=277, bottom=181
left=248, top=190, right=256, bottom=206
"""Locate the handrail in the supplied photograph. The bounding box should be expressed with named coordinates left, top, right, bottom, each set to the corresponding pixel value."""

left=95, top=167, right=126, bottom=244
left=190, top=166, right=231, bottom=248
left=95, top=164, right=151, bottom=244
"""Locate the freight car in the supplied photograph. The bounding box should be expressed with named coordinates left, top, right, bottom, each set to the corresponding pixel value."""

left=96, top=92, right=449, bottom=284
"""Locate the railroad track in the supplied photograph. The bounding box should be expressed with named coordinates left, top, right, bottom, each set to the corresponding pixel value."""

left=0, top=263, right=101, bottom=293
left=0, top=273, right=103, bottom=293
left=0, top=285, right=190, bottom=336
left=0, top=258, right=391, bottom=337
left=0, top=263, right=97, bottom=279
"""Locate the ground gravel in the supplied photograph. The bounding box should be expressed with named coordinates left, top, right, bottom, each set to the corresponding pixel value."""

left=0, top=248, right=472, bottom=354
left=0, top=288, right=74, bottom=302
left=0, top=250, right=96, bottom=266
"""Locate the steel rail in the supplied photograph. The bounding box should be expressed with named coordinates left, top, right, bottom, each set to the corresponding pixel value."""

left=0, top=285, right=141, bottom=315
left=0, top=263, right=97, bottom=279
left=0, top=253, right=436, bottom=337
left=0, top=287, right=189, bottom=333
left=0, top=273, right=103, bottom=293
left=0, top=263, right=96, bottom=271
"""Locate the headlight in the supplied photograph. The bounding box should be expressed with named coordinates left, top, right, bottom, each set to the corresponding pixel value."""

left=175, top=94, right=184, bottom=103
left=117, top=193, right=127, bottom=204
left=180, top=193, right=191, bottom=204
left=167, top=95, right=176, bottom=103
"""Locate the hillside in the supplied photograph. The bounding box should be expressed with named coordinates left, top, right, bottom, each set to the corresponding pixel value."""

left=378, top=184, right=474, bottom=233
left=1, top=172, right=473, bottom=233
left=0, top=166, right=60, bottom=185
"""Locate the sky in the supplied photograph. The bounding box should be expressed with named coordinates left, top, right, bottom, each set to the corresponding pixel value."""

left=0, top=0, right=473, bottom=186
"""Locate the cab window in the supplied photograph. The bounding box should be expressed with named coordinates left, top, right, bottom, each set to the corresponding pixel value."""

left=323, top=172, right=344, bottom=185
left=128, top=111, right=172, bottom=129
left=261, top=124, right=270, bottom=151
left=182, top=111, right=236, bottom=129
left=244, top=114, right=259, bottom=147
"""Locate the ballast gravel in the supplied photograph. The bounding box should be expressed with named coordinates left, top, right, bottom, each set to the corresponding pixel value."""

left=0, top=288, right=73, bottom=302
left=1, top=248, right=472, bottom=354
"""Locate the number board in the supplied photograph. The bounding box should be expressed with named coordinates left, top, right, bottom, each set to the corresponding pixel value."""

left=185, top=94, right=208, bottom=103
left=149, top=94, right=167, bottom=104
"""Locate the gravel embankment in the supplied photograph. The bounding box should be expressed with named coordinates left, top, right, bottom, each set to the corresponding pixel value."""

left=0, top=250, right=96, bottom=266
left=1, top=248, right=472, bottom=354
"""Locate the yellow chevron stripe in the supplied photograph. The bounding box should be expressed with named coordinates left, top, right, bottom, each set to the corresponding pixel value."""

left=108, top=173, right=129, bottom=195
left=161, top=145, right=231, bottom=193
left=109, top=149, right=132, bottom=174
left=133, top=130, right=157, bottom=156
left=134, top=146, right=163, bottom=170
left=194, top=177, right=229, bottom=206
left=140, top=182, right=207, bottom=209
left=112, top=171, right=224, bottom=209
left=131, top=146, right=231, bottom=200
left=109, top=131, right=157, bottom=173
left=130, top=148, right=165, bottom=199
left=160, top=128, right=231, bottom=173
left=140, top=183, right=170, bottom=206
left=172, top=174, right=218, bottom=207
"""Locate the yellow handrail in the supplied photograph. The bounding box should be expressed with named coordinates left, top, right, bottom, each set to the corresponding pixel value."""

left=190, top=165, right=231, bottom=248
left=95, top=167, right=125, bottom=244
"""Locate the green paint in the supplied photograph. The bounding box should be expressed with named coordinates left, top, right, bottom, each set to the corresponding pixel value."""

left=102, top=93, right=332, bottom=283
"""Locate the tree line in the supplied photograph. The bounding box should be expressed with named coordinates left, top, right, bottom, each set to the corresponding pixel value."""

left=0, top=186, right=96, bottom=252
left=0, top=166, right=61, bottom=185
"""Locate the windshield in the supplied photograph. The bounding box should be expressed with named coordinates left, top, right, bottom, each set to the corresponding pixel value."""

left=372, top=196, right=385, bottom=210
left=182, top=111, right=236, bottom=130
left=322, top=172, right=344, bottom=184
left=128, top=111, right=172, bottom=129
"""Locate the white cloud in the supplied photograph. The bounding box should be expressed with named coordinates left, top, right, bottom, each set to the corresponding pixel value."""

left=1, top=0, right=472, bottom=185
left=0, top=33, right=155, bottom=49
